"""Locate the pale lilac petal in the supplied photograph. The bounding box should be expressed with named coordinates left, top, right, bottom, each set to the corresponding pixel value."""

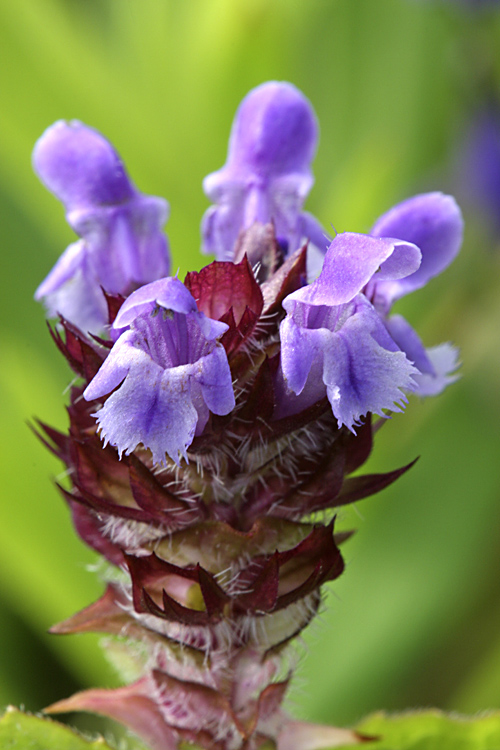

left=376, top=239, right=422, bottom=281
left=299, top=211, right=331, bottom=255
left=322, top=304, right=417, bottom=430
left=279, top=312, right=319, bottom=396
left=412, top=343, right=460, bottom=397
left=202, top=203, right=234, bottom=261
left=299, top=211, right=332, bottom=280
left=384, top=314, right=436, bottom=375
left=273, top=357, right=327, bottom=420
left=361, top=194, right=462, bottom=400
left=35, top=240, right=85, bottom=298
left=113, top=277, right=229, bottom=342
left=91, top=359, right=200, bottom=465
left=83, top=330, right=140, bottom=400
left=195, top=344, right=237, bottom=415
left=384, top=315, right=460, bottom=396
left=73, top=198, right=170, bottom=293
left=35, top=241, right=108, bottom=332
left=278, top=294, right=417, bottom=429
left=114, top=278, right=198, bottom=328
left=284, top=233, right=420, bottom=309
left=305, top=243, right=327, bottom=283
left=371, top=192, right=463, bottom=301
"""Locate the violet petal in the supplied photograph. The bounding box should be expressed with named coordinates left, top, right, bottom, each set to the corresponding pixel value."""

left=412, top=343, right=461, bottom=397
left=386, top=314, right=460, bottom=397
left=384, top=314, right=436, bottom=376
left=114, top=277, right=198, bottom=328
left=34, top=120, right=170, bottom=332
left=371, top=192, right=463, bottom=302
left=201, top=81, right=326, bottom=263
left=284, top=232, right=421, bottom=309
left=279, top=295, right=417, bottom=429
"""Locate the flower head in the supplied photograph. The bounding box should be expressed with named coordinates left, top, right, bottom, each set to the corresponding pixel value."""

left=277, top=233, right=421, bottom=428
left=202, top=81, right=328, bottom=264
left=34, top=82, right=463, bottom=750
left=83, top=277, right=235, bottom=465
left=34, top=121, right=170, bottom=332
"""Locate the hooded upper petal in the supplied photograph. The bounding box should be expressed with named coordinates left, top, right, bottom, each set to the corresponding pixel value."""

left=364, top=193, right=463, bottom=394
left=218, top=81, right=318, bottom=178
left=34, top=121, right=170, bottom=332
left=33, top=120, right=136, bottom=208
left=370, top=192, right=463, bottom=305
left=114, top=277, right=199, bottom=328
left=201, top=82, right=329, bottom=262
left=283, top=232, right=421, bottom=309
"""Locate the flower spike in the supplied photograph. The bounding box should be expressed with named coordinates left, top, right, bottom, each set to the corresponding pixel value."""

left=33, top=83, right=463, bottom=750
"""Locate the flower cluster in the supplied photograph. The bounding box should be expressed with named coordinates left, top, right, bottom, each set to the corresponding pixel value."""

left=35, top=82, right=462, bottom=750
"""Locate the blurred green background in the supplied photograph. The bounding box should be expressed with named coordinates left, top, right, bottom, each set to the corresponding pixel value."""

left=2, top=0, right=500, bottom=741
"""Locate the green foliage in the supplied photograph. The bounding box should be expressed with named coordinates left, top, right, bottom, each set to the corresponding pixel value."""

left=350, top=711, right=500, bottom=750
left=5, top=707, right=500, bottom=750
left=0, top=707, right=116, bottom=750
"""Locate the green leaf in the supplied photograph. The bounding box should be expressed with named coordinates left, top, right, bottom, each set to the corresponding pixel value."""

left=341, top=711, right=500, bottom=750
left=0, top=707, right=116, bottom=750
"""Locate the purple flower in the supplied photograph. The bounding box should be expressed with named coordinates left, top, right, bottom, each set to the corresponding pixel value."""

left=277, top=233, right=422, bottom=428
left=202, top=81, right=328, bottom=265
left=34, top=121, right=170, bottom=333
left=367, top=192, right=463, bottom=396
left=277, top=192, right=463, bottom=426
left=83, top=277, right=235, bottom=465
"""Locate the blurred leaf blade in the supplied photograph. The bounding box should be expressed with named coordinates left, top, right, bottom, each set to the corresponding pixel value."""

left=0, top=707, right=116, bottom=750
left=346, top=711, right=500, bottom=750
